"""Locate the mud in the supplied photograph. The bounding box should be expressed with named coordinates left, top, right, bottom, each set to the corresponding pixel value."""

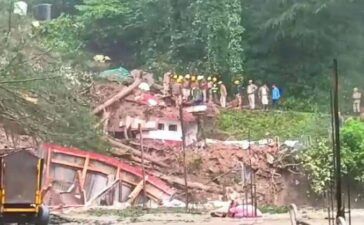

left=49, top=209, right=364, bottom=225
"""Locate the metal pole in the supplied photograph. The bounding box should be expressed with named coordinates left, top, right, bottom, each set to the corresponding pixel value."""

left=249, top=130, right=254, bottom=217
left=139, top=124, right=146, bottom=209
left=8, top=0, right=14, bottom=34
left=333, top=59, right=344, bottom=218
left=329, top=90, right=336, bottom=223
left=330, top=90, right=337, bottom=171
left=347, top=181, right=352, bottom=225
left=327, top=191, right=332, bottom=225
left=178, top=95, right=189, bottom=210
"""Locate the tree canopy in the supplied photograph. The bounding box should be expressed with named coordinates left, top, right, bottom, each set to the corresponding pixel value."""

left=34, top=0, right=364, bottom=112
left=0, top=0, right=106, bottom=151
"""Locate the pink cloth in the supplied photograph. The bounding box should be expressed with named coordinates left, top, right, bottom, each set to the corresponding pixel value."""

left=229, top=205, right=262, bottom=218
left=140, top=93, right=159, bottom=106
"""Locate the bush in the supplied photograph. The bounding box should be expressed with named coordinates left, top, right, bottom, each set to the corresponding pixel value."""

left=298, top=138, right=333, bottom=194
left=341, top=119, right=364, bottom=182
left=217, top=110, right=330, bottom=140
left=298, top=119, right=364, bottom=194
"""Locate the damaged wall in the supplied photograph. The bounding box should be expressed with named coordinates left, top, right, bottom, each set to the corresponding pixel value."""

left=139, top=118, right=198, bottom=146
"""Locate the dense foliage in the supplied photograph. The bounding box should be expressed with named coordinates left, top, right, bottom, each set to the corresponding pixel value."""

left=299, top=119, right=364, bottom=194
left=341, top=119, right=364, bottom=182
left=0, top=1, right=106, bottom=151
left=31, top=0, right=364, bottom=112
left=298, top=138, right=333, bottom=193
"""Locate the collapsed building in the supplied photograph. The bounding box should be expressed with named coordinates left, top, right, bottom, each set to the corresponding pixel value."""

left=0, top=68, right=305, bottom=213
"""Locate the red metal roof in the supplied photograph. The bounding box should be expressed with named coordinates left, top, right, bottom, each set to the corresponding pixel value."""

left=41, top=144, right=175, bottom=196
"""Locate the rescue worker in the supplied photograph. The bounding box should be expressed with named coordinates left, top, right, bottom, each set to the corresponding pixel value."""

left=258, top=83, right=269, bottom=111
left=219, top=81, right=227, bottom=108
left=212, top=76, right=218, bottom=84
left=234, top=80, right=243, bottom=109
left=191, top=75, right=197, bottom=83
left=247, top=80, right=258, bottom=110
left=191, top=82, right=203, bottom=105
left=163, top=71, right=172, bottom=96
left=171, top=77, right=182, bottom=105
left=352, top=87, right=362, bottom=114
left=272, top=84, right=281, bottom=109
left=172, top=73, right=178, bottom=81
left=211, top=83, right=219, bottom=104
left=182, top=74, right=191, bottom=101
left=197, top=75, right=208, bottom=103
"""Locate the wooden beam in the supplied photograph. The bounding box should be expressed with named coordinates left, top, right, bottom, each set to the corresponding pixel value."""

left=92, top=78, right=142, bottom=115
left=127, top=176, right=149, bottom=205
left=51, top=159, right=106, bottom=175
left=152, top=171, right=210, bottom=191
left=107, top=137, right=169, bottom=168
left=81, top=156, right=90, bottom=188
left=76, top=170, right=86, bottom=205
left=45, top=149, right=52, bottom=186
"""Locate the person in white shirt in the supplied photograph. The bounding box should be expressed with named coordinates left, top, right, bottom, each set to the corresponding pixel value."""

left=352, top=87, right=362, bottom=114
left=259, top=83, right=269, bottom=111
left=247, top=80, right=258, bottom=109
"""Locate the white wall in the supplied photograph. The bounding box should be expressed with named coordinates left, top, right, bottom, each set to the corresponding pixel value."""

left=141, top=119, right=198, bottom=146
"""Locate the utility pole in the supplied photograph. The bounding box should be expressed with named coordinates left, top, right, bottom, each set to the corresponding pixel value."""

left=333, top=59, right=344, bottom=218
left=178, top=94, right=189, bottom=211
left=8, top=0, right=14, bottom=34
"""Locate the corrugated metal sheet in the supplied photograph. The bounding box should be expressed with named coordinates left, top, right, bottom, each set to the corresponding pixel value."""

left=50, top=165, right=76, bottom=192
left=84, top=172, right=108, bottom=201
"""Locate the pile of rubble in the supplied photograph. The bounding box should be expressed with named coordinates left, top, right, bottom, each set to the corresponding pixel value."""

left=86, top=68, right=300, bottom=207
left=0, top=67, right=300, bottom=212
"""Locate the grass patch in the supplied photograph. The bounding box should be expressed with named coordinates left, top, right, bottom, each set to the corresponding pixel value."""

left=217, top=110, right=330, bottom=140
left=259, top=205, right=289, bottom=214
left=88, top=207, right=203, bottom=220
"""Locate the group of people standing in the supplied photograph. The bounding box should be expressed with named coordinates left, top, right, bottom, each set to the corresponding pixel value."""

left=234, top=80, right=281, bottom=110
left=162, top=71, right=282, bottom=110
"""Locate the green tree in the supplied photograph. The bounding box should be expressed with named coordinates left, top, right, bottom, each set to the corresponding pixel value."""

left=0, top=3, right=106, bottom=152
left=244, top=0, right=364, bottom=111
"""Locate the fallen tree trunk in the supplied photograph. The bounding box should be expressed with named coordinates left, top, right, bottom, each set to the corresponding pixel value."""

left=151, top=83, right=163, bottom=91
left=151, top=171, right=211, bottom=191
left=92, top=78, right=142, bottom=115
left=106, top=136, right=169, bottom=168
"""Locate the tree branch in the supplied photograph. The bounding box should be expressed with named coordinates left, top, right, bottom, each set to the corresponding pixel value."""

left=0, top=75, right=62, bottom=84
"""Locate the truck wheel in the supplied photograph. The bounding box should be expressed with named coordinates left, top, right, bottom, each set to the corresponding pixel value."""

left=35, top=205, right=49, bottom=225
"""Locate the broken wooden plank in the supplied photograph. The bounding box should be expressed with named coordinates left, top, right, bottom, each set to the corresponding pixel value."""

left=127, top=176, right=149, bottom=205
left=106, top=136, right=169, bottom=168
left=81, top=156, right=90, bottom=188
left=92, top=78, right=142, bottom=115
left=45, top=149, right=52, bottom=186
left=151, top=171, right=210, bottom=191
left=51, top=159, right=106, bottom=175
